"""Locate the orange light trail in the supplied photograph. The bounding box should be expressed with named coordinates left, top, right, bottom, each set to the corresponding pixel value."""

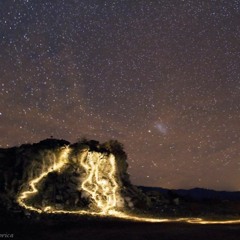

left=17, top=146, right=240, bottom=225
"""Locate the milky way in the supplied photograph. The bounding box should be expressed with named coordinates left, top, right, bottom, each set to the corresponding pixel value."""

left=0, top=0, right=240, bottom=191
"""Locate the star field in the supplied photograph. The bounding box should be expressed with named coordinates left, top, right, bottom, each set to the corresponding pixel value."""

left=0, top=0, right=240, bottom=191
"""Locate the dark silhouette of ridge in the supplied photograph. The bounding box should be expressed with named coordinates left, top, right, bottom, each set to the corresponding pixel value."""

left=138, top=186, right=240, bottom=201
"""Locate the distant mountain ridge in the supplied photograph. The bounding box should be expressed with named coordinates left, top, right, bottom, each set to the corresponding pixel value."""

left=138, top=186, right=240, bottom=201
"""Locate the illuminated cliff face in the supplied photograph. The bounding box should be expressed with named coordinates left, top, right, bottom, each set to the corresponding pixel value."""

left=79, top=150, right=122, bottom=213
left=17, top=146, right=122, bottom=215
left=17, top=146, right=240, bottom=224
left=17, top=147, right=72, bottom=213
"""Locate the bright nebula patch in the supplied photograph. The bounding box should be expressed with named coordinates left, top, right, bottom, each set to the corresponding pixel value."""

left=154, top=123, right=168, bottom=135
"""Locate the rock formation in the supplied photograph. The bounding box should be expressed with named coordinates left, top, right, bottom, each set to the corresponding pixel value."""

left=0, top=138, right=150, bottom=214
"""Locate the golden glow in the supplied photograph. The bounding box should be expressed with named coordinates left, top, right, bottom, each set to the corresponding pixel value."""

left=17, top=147, right=71, bottom=213
left=17, top=146, right=240, bottom=224
left=80, top=151, right=120, bottom=213
left=17, top=147, right=121, bottom=216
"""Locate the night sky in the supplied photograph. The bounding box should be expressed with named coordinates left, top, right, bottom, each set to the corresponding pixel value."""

left=0, top=0, right=240, bottom=191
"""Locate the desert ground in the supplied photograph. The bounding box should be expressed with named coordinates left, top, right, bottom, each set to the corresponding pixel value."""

left=1, top=213, right=240, bottom=240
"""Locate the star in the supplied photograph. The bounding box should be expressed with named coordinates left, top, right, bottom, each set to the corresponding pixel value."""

left=0, top=0, right=239, bottom=191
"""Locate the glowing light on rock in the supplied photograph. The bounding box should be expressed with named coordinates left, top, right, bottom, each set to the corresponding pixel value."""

left=79, top=151, right=121, bottom=214
left=17, top=146, right=121, bottom=216
left=17, top=146, right=71, bottom=213
left=17, top=146, right=240, bottom=224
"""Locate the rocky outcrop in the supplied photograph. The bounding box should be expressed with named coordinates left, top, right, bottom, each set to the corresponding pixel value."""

left=0, top=138, right=150, bottom=213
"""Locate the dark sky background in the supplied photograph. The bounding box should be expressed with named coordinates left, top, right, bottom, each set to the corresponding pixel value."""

left=0, top=0, right=239, bottom=191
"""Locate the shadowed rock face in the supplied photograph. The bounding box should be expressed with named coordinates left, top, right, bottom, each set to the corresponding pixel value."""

left=0, top=138, right=150, bottom=213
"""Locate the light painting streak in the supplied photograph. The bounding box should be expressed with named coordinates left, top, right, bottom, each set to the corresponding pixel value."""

left=17, top=146, right=71, bottom=213
left=17, top=146, right=240, bottom=225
